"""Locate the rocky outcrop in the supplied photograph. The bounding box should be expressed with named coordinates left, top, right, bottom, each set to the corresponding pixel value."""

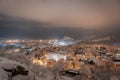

left=0, top=57, right=34, bottom=80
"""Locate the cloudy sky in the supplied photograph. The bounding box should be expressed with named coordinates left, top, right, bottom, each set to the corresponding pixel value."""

left=0, top=0, right=120, bottom=39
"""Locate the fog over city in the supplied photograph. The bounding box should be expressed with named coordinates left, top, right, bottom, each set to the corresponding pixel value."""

left=0, top=0, right=120, bottom=39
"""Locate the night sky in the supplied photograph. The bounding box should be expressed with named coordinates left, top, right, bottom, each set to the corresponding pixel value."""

left=0, top=0, right=120, bottom=39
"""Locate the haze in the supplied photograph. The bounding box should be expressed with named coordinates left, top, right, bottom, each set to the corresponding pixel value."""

left=0, top=0, right=120, bottom=29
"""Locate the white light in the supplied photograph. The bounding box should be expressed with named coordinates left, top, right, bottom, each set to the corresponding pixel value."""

left=14, top=49, right=20, bottom=52
left=47, top=53, right=66, bottom=61
left=59, top=41, right=67, bottom=46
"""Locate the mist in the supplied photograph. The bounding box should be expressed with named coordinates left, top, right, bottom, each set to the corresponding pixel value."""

left=0, top=0, right=120, bottom=29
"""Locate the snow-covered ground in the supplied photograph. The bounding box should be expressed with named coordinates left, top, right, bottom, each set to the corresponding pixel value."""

left=0, top=50, right=74, bottom=80
left=0, top=57, right=34, bottom=80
